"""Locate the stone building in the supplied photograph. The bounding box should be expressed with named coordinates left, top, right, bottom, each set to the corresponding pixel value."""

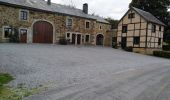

left=117, top=7, right=166, bottom=54
left=0, top=0, right=111, bottom=46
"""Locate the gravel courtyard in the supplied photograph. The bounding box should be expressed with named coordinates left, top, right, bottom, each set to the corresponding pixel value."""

left=0, top=43, right=170, bottom=100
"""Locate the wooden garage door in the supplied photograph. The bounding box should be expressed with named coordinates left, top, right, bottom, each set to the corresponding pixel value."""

left=33, top=21, right=53, bottom=43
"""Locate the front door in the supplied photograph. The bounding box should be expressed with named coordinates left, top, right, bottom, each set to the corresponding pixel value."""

left=77, top=34, right=81, bottom=45
left=20, top=29, right=27, bottom=43
left=72, top=34, right=76, bottom=44
left=121, top=37, right=127, bottom=49
left=96, top=34, right=104, bottom=45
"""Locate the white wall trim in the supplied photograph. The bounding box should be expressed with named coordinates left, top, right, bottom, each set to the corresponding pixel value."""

left=2, top=26, right=11, bottom=39
left=18, top=28, right=29, bottom=43
left=19, top=9, right=29, bottom=22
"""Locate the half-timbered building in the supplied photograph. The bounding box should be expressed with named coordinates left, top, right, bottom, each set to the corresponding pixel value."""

left=117, top=7, right=166, bottom=54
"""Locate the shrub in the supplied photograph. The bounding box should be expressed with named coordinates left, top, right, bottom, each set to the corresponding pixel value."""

left=9, top=28, right=20, bottom=43
left=124, top=46, right=133, bottom=52
left=59, top=38, right=67, bottom=45
left=153, top=51, right=170, bottom=58
left=163, top=45, right=170, bottom=51
left=112, top=42, right=118, bottom=49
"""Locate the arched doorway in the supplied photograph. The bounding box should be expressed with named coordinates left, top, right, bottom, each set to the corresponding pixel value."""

left=96, top=34, right=104, bottom=45
left=33, top=21, right=53, bottom=43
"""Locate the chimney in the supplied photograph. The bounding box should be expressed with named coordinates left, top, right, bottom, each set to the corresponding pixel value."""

left=47, top=0, right=51, bottom=5
left=83, top=3, right=88, bottom=14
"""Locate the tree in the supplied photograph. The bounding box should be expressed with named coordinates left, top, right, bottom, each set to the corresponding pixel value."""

left=106, top=18, right=119, bottom=29
left=130, top=0, right=170, bottom=44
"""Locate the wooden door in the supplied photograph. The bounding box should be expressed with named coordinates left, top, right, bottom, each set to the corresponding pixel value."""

left=121, top=37, right=127, bottom=49
left=20, top=29, right=27, bottom=43
left=72, top=34, right=76, bottom=44
left=96, top=34, right=104, bottom=45
left=77, top=34, right=81, bottom=45
left=33, top=21, right=53, bottom=43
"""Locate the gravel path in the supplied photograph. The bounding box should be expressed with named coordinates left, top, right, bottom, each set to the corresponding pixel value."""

left=0, top=43, right=170, bottom=100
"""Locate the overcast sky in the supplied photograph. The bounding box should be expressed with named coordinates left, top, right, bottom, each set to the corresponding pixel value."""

left=52, top=0, right=132, bottom=20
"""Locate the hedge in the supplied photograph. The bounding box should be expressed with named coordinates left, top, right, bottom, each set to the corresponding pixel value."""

left=124, top=47, right=133, bottom=52
left=153, top=51, right=170, bottom=58
left=163, top=45, right=170, bottom=51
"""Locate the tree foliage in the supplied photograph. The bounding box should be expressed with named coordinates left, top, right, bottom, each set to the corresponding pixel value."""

left=130, top=0, right=170, bottom=44
left=106, top=18, right=119, bottom=29
left=129, top=0, right=170, bottom=24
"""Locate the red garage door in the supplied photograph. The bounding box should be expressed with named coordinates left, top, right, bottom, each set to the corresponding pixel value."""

left=33, top=21, right=53, bottom=43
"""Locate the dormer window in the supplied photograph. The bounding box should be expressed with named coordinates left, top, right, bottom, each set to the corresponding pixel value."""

left=128, top=13, right=135, bottom=19
left=20, top=10, right=29, bottom=21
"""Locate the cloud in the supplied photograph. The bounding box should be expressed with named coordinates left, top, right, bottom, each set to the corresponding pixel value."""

left=52, top=0, right=132, bottom=20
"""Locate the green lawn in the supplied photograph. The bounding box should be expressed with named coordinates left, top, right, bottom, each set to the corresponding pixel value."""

left=0, top=73, right=13, bottom=92
left=0, top=73, right=47, bottom=100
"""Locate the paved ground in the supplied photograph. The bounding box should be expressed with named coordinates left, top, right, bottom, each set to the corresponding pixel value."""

left=0, top=43, right=170, bottom=100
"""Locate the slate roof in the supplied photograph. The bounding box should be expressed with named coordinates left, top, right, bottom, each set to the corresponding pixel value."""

left=132, top=7, right=166, bottom=26
left=0, top=0, right=109, bottom=24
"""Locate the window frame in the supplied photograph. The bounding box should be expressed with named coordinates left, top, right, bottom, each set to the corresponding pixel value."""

left=85, top=21, right=90, bottom=29
left=158, top=38, right=162, bottom=45
left=128, top=13, right=135, bottom=19
left=122, top=25, right=128, bottom=33
left=19, top=9, right=29, bottom=21
left=19, top=28, right=28, bottom=40
left=85, top=34, right=90, bottom=43
left=99, top=25, right=102, bottom=30
left=133, top=36, right=140, bottom=45
left=159, top=26, right=162, bottom=31
left=2, top=26, right=12, bottom=39
left=66, top=17, right=73, bottom=28
left=152, top=24, right=156, bottom=33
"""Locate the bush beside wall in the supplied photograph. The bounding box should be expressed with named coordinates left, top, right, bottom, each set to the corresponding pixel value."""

left=153, top=51, right=170, bottom=58
left=124, top=47, right=133, bottom=52
left=163, top=45, right=170, bottom=51
left=59, top=37, right=67, bottom=45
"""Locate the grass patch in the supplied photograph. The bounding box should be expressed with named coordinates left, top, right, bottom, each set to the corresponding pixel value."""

left=0, top=73, right=13, bottom=84
left=0, top=73, right=48, bottom=100
left=0, top=73, right=13, bottom=93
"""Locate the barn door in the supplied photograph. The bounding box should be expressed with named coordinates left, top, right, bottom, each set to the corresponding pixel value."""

left=33, top=21, right=53, bottom=43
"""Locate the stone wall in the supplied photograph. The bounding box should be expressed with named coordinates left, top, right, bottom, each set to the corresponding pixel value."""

left=0, top=5, right=111, bottom=45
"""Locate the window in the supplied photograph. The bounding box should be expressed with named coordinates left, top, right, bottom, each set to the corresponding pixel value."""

left=99, top=25, right=102, bottom=30
left=3, top=27, right=12, bottom=38
left=20, top=10, right=29, bottom=21
left=20, top=29, right=27, bottom=35
left=85, top=21, right=90, bottom=29
left=133, top=36, right=140, bottom=45
left=152, top=24, right=156, bottom=33
left=159, top=26, right=161, bottom=31
left=67, top=18, right=73, bottom=27
left=158, top=38, right=161, bottom=45
left=128, top=13, right=135, bottom=19
left=122, top=25, right=127, bottom=33
left=85, top=35, right=90, bottom=42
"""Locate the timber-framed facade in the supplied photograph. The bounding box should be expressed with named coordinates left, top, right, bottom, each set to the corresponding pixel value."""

left=117, top=7, right=166, bottom=54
